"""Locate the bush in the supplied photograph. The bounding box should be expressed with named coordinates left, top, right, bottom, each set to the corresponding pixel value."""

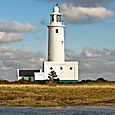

left=96, top=78, right=107, bottom=82
left=0, top=80, right=9, bottom=84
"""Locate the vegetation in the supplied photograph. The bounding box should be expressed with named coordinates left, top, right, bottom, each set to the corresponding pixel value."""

left=0, top=77, right=114, bottom=85
left=0, top=82, right=115, bottom=107
left=47, top=70, right=59, bottom=86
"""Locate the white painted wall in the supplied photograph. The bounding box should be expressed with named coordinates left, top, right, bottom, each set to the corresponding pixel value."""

left=48, top=26, right=65, bottom=62
left=48, top=5, right=65, bottom=62
left=44, top=61, right=78, bottom=81
left=34, top=72, right=45, bottom=80
left=16, top=69, right=20, bottom=80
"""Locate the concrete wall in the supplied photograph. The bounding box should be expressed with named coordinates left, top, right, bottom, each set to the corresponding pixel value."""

left=44, top=61, right=78, bottom=81
left=34, top=72, right=45, bottom=81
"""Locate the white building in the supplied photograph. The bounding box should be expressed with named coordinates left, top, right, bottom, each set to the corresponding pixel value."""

left=17, top=4, right=79, bottom=83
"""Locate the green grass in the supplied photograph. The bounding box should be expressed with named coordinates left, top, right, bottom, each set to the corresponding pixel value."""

left=0, top=84, right=115, bottom=107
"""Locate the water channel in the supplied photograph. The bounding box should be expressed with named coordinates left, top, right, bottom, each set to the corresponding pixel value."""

left=0, top=106, right=115, bottom=115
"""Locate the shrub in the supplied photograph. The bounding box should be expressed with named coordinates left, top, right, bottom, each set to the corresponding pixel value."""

left=0, top=80, right=9, bottom=84
left=96, top=78, right=107, bottom=82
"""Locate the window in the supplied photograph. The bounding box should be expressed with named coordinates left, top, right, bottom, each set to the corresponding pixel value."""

left=50, top=67, right=53, bottom=70
left=61, top=41, right=63, bottom=45
left=70, top=67, right=72, bottom=70
left=60, top=67, right=63, bottom=70
left=57, top=15, right=61, bottom=22
left=56, top=29, right=58, bottom=33
left=51, top=15, right=54, bottom=22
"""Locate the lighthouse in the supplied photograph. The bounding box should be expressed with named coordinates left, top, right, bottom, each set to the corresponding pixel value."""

left=44, top=4, right=79, bottom=82
left=48, top=4, right=65, bottom=62
left=17, top=4, right=79, bottom=83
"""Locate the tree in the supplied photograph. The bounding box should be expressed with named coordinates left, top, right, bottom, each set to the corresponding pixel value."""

left=47, top=70, right=57, bottom=86
left=48, top=70, right=57, bottom=80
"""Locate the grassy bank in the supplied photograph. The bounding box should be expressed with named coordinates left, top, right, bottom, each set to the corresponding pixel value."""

left=0, top=84, right=115, bottom=107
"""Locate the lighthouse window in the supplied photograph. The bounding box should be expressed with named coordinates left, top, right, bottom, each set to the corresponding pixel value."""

left=51, top=15, right=54, bottom=22
left=56, top=29, right=58, bottom=33
left=60, top=67, right=63, bottom=70
left=57, top=15, right=61, bottom=22
left=70, top=67, right=73, bottom=70
left=50, top=67, right=53, bottom=70
left=61, top=41, right=63, bottom=45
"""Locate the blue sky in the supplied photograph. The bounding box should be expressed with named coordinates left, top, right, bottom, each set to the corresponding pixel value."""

left=0, top=0, right=115, bottom=81
left=0, top=0, right=114, bottom=55
left=0, top=0, right=50, bottom=54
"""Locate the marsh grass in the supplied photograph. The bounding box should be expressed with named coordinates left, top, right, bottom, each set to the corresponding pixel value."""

left=0, top=84, right=115, bottom=107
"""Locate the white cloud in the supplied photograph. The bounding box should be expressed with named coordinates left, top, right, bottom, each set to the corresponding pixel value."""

left=1, top=47, right=115, bottom=81
left=66, top=0, right=113, bottom=7
left=39, top=0, right=113, bottom=7
left=79, top=48, right=115, bottom=80
left=65, top=49, right=78, bottom=61
left=37, top=0, right=114, bottom=24
left=0, top=32, right=22, bottom=43
left=65, top=48, right=115, bottom=81
left=0, top=66, right=16, bottom=81
left=0, top=20, right=36, bottom=43
left=0, top=46, right=45, bottom=81
left=81, top=48, right=103, bottom=58
left=61, top=4, right=114, bottom=24
left=0, top=20, right=35, bottom=33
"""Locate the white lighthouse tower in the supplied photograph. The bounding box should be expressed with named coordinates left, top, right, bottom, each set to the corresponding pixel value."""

left=48, top=4, right=65, bottom=62
left=44, top=4, right=79, bottom=82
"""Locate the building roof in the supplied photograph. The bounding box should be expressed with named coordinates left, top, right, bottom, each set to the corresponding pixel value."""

left=19, top=70, right=40, bottom=77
